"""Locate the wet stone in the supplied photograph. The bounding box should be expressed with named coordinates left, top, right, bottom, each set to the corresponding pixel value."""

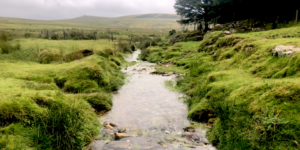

left=110, top=123, right=117, bottom=127
left=105, top=125, right=114, bottom=130
left=118, top=128, right=127, bottom=133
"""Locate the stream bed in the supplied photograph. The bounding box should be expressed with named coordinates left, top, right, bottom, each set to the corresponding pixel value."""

left=91, top=50, right=216, bottom=150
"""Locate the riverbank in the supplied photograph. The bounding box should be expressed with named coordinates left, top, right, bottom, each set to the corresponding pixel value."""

left=141, top=26, right=300, bottom=149
left=0, top=39, right=125, bottom=149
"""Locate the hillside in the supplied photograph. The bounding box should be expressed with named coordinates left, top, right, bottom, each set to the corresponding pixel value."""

left=61, top=14, right=181, bottom=29
left=140, top=26, right=300, bottom=149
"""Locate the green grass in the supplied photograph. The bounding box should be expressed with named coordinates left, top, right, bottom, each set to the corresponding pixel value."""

left=0, top=36, right=126, bottom=149
left=142, top=26, right=300, bottom=149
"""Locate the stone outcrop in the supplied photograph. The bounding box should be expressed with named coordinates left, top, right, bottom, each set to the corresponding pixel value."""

left=272, top=45, right=300, bottom=57
left=223, top=31, right=231, bottom=35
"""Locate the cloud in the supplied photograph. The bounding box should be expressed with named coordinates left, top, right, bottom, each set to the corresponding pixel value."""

left=0, top=0, right=176, bottom=20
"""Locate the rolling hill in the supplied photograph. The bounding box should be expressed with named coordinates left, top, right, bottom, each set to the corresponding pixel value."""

left=0, top=14, right=181, bottom=37
left=61, top=14, right=181, bottom=29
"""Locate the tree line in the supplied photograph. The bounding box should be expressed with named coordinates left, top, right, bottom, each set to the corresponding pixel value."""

left=175, top=0, right=300, bottom=30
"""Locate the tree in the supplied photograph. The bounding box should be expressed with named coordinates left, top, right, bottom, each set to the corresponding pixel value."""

left=175, top=0, right=299, bottom=29
left=174, top=0, right=218, bottom=31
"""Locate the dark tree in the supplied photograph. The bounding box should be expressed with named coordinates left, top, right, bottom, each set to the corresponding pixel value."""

left=174, top=0, right=215, bottom=31
left=175, top=0, right=299, bottom=30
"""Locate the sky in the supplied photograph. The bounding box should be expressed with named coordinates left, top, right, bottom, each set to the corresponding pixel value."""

left=0, top=0, right=177, bottom=20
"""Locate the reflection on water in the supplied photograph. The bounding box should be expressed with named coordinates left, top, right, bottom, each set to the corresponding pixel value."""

left=91, top=50, right=216, bottom=150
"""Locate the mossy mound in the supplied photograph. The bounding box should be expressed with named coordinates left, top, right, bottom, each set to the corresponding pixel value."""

left=0, top=45, right=125, bottom=149
left=144, top=27, right=300, bottom=149
left=38, top=49, right=62, bottom=64
left=79, top=93, right=113, bottom=112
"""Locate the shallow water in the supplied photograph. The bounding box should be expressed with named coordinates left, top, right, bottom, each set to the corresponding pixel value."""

left=91, top=50, right=216, bottom=150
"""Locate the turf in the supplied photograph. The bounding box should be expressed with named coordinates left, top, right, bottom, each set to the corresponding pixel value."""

left=142, top=26, right=300, bottom=149
left=0, top=37, right=125, bottom=149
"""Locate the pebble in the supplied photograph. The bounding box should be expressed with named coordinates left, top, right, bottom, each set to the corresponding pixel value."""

left=105, top=125, right=114, bottom=130
left=109, top=123, right=117, bottom=127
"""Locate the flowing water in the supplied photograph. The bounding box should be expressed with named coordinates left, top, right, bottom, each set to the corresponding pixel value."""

left=91, top=50, right=216, bottom=150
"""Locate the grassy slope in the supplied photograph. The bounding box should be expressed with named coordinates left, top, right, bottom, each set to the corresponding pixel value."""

left=142, top=26, right=300, bottom=149
left=0, top=14, right=180, bottom=38
left=62, top=14, right=181, bottom=29
left=0, top=39, right=125, bottom=149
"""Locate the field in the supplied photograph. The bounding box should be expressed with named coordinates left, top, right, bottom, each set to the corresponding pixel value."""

left=141, top=26, right=300, bottom=149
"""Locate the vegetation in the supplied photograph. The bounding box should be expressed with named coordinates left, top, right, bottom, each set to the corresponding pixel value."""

left=175, top=0, right=300, bottom=29
left=0, top=32, right=126, bottom=149
left=141, top=25, right=300, bottom=149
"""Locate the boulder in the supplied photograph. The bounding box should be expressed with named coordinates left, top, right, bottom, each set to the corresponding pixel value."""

left=223, top=31, right=231, bottom=35
left=272, top=45, right=300, bottom=57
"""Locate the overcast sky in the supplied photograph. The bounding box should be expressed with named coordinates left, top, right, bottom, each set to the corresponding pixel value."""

left=0, top=0, right=177, bottom=20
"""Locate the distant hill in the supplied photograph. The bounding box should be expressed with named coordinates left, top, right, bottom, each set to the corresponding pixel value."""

left=0, top=14, right=181, bottom=34
left=61, top=14, right=181, bottom=29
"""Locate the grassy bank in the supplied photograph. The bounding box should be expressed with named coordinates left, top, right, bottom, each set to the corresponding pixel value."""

left=142, top=26, right=300, bottom=149
left=0, top=37, right=125, bottom=149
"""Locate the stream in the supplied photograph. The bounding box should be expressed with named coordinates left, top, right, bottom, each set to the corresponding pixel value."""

left=90, top=50, right=216, bottom=150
